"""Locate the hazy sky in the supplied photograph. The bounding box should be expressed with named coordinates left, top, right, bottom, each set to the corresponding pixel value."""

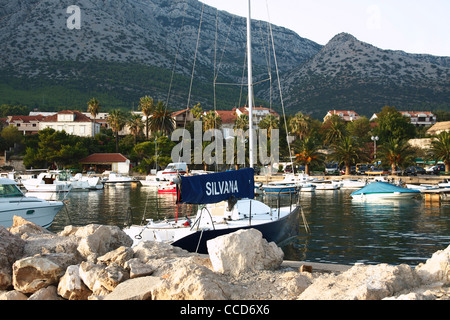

left=199, top=0, right=450, bottom=56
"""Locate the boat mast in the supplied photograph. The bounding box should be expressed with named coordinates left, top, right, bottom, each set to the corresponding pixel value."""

left=247, top=0, right=254, bottom=168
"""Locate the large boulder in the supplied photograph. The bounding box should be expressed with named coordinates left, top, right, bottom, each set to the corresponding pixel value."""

left=0, top=226, right=25, bottom=290
left=206, top=229, right=284, bottom=276
left=12, top=256, right=65, bottom=294
left=299, top=263, right=420, bottom=300
left=415, top=244, right=450, bottom=285
left=75, top=224, right=133, bottom=261
left=151, top=257, right=233, bottom=300
left=57, top=265, right=92, bottom=300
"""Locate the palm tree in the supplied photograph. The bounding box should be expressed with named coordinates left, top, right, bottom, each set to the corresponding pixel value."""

left=139, top=96, right=154, bottom=139
left=87, top=98, right=100, bottom=135
left=329, top=136, right=369, bottom=175
left=258, top=114, right=279, bottom=140
left=149, top=101, right=175, bottom=135
left=378, top=138, right=416, bottom=175
left=295, top=136, right=324, bottom=175
left=289, top=112, right=311, bottom=140
left=429, top=131, right=450, bottom=172
left=234, top=113, right=249, bottom=132
left=107, top=109, right=127, bottom=153
left=203, top=111, right=222, bottom=132
left=322, top=115, right=347, bottom=146
left=127, top=113, right=144, bottom=145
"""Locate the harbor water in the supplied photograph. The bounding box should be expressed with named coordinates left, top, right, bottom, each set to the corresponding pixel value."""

left=46, top=185, right=450, bottom=266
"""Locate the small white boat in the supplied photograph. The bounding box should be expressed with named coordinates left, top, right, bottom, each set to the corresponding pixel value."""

left=341, top=179, right=367, bottom=189
left=298, top=183, right=316, bottom=192
left=156, top=162, right=188, bottom=181
left=102, top=172, right=135, bottom=186
left=311, top=180, right=340, bottom=190
left=21, top=172, right=72, bottom=193
left=71, top=173, right=103, bottom=190
left=260, top=183, right=299, bottom=194
left=405, top=184, right=438, bottom=191
left=351, top=182, right=421, bottom=200
left=0, top=178, right=64, bottom=228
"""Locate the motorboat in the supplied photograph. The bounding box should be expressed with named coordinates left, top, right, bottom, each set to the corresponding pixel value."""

left=259, top=183, right=299, bottom=194
left=340, top=179, right=367, bottom=189
left=71, top=173, right=103, bottom=190
left=157, top=183, right=177, bottom=195
left=311, top=180, right=341, bottom=190
left=156, top=163, right=188, bottom=181
left=351, top=181, right=421, bottom=200
left=405, top=184, right=439, bottom=191
left=298, top=183, right=316, bottom=192
left=0, top=178, right=64, bottom=228
left=21, top=172, right=73, bottom=193
left=102, top=172, right=135, bottom=186
left=124, top=168, right=300, bottom=253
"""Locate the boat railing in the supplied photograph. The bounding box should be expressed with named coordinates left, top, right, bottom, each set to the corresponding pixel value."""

left=190, top=206, right=215, bottom=232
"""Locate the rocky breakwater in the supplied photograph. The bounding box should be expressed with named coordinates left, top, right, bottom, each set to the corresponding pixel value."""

left=1, top=216, right=450, bottom=300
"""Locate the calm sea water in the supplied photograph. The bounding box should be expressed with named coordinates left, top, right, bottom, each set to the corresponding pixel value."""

left=47, top=185, right=450, bottom=266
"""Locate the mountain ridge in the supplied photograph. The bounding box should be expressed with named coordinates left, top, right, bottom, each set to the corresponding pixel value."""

left=0, top=0, right=449, bottom=118
left=264, top=32, right=450, bottom=117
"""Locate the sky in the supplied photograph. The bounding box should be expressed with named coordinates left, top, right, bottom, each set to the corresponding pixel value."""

left=199, top=0, right=450, bottom=57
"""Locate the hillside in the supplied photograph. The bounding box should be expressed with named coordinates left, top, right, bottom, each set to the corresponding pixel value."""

left=265, top=33, right=450, bottom=118
left=0, top=0, right=320, bottom=111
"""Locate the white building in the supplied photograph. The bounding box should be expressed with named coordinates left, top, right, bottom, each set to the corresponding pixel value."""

left=39, top=110, right=101, bottom=137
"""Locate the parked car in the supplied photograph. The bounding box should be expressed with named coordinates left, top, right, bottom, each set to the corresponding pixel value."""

left=425, top=164, right=445, bottom=175
left=340, top=166, right=356, bottom=175
left=356, top=164, right=370, bottom=175
left=325, top=163, right=339, bottom=175
left=402, top=166, right=426, bottom=176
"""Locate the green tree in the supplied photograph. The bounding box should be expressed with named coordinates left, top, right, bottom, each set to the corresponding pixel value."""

left=321, top=114, right=347, bottom=146
left=139, top=96, right=154, bottom=139
left=149, top=101, right=175, bottom=135
left=378, top=138, right=417, bottom=175
left=429, top=131, right=450, bottom=172
left=107, top=109, right=128, bottom=153
left=0, top=125, right=23, bottom=150
left=328, top=136, right=369, bottom=175
left=373, top=106, right=416, bottom=142
left=295, top=136, right=324, bottom=175
left=202, top=111, right=222, bottom=132
left=127, top=113, right=144, bottom=145
left=346, top=116, right=371, bottom=141
left=258, top=114, right=279, bottom=140
left=87, top=98, right=100, bottom=122
left=289, top=112, right=312, bottom=140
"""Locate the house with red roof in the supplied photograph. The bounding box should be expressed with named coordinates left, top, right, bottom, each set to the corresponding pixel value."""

left=39, top=110, right=101, bottom=137
left=79, top=153, right=130, bottom=174
left=234, top=106, right=280, bottom=127
left=6, top=115, right=45, bottom=135
left=324, top=110, right=360, bottom=122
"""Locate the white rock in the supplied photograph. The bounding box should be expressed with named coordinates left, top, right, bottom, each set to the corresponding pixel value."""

left=57, top=265, right=92, bottom=300
left=415, top=244, right=450, bottom=285
left=207, top=229, right=284, bottom=276
left=12, top=256, right=64, bottom=294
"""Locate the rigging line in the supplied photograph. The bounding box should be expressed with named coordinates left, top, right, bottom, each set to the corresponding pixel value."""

left=186, top=3, right=205, bottom=112
left=177, top=3, right=205, bottom=163
left=265, top=0, right=292, bottom=163
left=166, top=2, right=188, bottom=108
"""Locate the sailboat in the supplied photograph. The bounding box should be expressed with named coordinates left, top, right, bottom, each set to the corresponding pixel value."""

left=123, top=1, right=300, bottom=253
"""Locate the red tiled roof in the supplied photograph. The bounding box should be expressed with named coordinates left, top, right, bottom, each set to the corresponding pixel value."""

left=41, top=110, right=92, bottom=123
left=79, top=153, right=129, bottom=163
left=215, top=110, right=237, bottom=124
left=8, top=115, right=44, bottom=123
